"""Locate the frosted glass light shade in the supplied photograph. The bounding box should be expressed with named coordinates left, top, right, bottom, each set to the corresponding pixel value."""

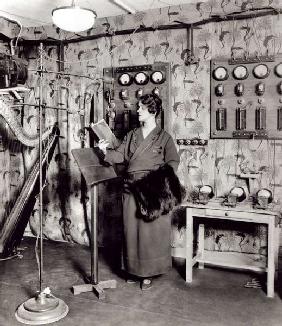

left=52, top=6, right=96, bottom=32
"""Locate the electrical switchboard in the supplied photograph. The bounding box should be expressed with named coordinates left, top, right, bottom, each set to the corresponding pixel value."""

left=210, top=56, right=282, bottom=139
left=103, top=63, right=171, bottom=140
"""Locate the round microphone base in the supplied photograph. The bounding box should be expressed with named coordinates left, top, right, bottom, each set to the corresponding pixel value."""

left=15, top=292, right=68, bottom=325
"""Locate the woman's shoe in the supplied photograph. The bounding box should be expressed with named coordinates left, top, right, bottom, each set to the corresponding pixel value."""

left=126, top=279, right=137, bottom=284
left=141, top=278, right=152, bottom=291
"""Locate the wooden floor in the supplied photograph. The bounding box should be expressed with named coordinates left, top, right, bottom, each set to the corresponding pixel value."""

left=1, top=237, right=282, bottom=326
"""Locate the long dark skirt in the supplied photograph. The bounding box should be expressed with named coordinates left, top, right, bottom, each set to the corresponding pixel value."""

left=122, top=185, right=172, bottom=278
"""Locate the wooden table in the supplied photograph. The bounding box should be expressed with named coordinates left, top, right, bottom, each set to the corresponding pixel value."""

left=182, top=201, right=280, bottom=298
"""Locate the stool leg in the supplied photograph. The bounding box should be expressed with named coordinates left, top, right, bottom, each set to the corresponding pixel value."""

left=198, top=224, right=205, bottom=269
left=186, top=208, right=193, bottom=283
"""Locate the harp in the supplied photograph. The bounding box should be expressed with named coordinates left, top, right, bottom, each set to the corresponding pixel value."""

left=0, top=98, right=59, bottom=258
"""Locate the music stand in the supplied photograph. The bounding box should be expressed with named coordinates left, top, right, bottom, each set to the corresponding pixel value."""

left=71, top=148, right=118, bottom=299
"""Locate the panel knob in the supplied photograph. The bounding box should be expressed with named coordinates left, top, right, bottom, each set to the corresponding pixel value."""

left=255, top=83, right=265, bottom=96
left=235, top=83, right=244, bottom=96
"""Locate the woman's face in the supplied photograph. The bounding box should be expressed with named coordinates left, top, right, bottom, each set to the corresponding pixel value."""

left=137, top=101, right=155, bottom=122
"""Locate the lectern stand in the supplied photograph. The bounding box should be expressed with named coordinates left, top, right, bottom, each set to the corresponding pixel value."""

left=71, top=148, right=118, bottom=299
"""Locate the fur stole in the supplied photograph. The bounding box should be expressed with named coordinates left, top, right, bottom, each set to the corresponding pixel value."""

left=130, top=164, right=186, bottom=222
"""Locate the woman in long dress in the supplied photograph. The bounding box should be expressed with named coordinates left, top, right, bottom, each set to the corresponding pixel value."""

left=98, top=94, right=180, bottom=290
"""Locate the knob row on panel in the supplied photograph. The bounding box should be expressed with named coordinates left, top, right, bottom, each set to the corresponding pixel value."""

left=214, top=81, right=282, bottom=97
left=177, top=139, right=208, bottom=146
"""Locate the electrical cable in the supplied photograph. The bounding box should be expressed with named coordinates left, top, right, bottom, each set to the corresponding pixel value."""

left=0, top=252, right=22, bottom=261
left=38, top=25, right=141, bottom=65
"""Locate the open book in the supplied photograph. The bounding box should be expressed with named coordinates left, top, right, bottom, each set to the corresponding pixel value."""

left=90, top=119, right=118, bottom=149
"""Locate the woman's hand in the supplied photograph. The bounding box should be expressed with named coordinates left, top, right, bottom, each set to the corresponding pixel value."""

left=97, top=139, right=110, bottom=154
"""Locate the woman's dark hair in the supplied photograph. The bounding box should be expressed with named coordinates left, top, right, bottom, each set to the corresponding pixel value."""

left=139, top=93, right=162, bottom=116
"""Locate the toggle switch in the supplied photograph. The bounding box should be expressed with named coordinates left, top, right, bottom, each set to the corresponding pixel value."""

left=277, top=81, right=282, bottom=95
left=235, top=83, right=244, bottom=96
left=136, top=89, right=143, bottom=98
left=120, top=89, right=129, bottom=100
left=255, top=83, right=265, bottom=96
left=215, top=84, right=224, bottom=97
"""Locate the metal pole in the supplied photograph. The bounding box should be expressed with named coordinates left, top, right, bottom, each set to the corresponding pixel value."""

left=39, top=42, right=43, bottom=293
left=90, top=185, right=98, bottom=285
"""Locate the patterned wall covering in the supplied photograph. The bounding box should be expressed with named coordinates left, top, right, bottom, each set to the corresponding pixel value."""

left=0, top=0, right=282, bottom=256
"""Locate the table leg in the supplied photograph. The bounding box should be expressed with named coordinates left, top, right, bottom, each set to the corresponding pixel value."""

left=198, top=224, right=205, bottom=269
left=267, top=218, right=275, bottom=298
left=186, top=207, right=193, bottom=283
left=274, top=224, right=280, bottom=277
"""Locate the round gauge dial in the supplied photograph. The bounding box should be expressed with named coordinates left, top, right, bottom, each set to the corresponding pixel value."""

left=253, top=64, right=269, bottom=79
left=134, top=72, right=149, bottom=85
left=274, top=63, right=282, bottom=77
left=212, top=66, right=228, bottom=81
left=151, top=71, right=165, bottom=84
left=233, top=65, right=248, bottom=80
left=118, top=73, right=132, bottom=86
left=230, top=186, right=246, bottom=202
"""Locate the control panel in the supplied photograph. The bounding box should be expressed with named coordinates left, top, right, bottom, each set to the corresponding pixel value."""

left=103, top=63, right=170, bottom=140
left=210, top=56, right=282, bottom=139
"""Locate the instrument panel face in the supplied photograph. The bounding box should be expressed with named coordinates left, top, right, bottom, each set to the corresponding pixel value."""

left=213, top=66, right=228, bottom=81
left=151, top=71, right=165, bottom=84
left=118, top=73, right=132, bottom=86
left=233, top=65, right=248, bottom=80
left=134, top=72, right=149, bottom=85
left=103, top=63, right=170, bottom=139
left=274, top=62, right=282, bottom=77
left=210, top=56, right=282, bottom=139
left=253, top=64, right=270, bottom=79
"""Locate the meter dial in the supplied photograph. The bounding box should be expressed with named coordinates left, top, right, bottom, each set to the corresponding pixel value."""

left=233, top=65, right=248, bottom=80
left=118, top=73, right=132, bottom=86
left=151, top=71, right=165, bottom=84
left=212, top=66, right=228, bottom=81
left=253, top=64, right=269, bottom=79
left=274, top=63, right=282, bottom=77
left=134, top=72, right=149, bottom=85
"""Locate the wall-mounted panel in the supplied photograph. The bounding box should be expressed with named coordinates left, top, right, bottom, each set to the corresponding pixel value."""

left=103, top=62, right=171, bottom=140
left=211, top=56, right=282, bottom=139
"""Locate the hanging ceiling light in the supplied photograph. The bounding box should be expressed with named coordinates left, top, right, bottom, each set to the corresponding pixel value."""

left=52, top=1, right=96, bottom=32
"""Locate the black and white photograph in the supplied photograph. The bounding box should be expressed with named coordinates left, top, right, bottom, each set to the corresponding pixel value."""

left=0, top=0, right=282, bottom=325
